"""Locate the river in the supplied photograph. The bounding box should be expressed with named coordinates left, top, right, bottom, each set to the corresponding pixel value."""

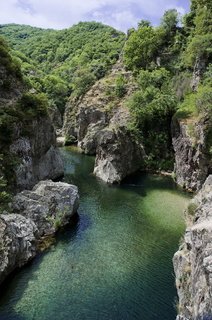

left=0, top=146, right=191, bottom=320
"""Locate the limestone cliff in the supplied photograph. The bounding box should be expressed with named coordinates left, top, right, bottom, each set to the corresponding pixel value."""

left=10, top=116, right=64, bottom=191
left=173, top=175, right=212, bottom=320
left=172, top=117, right=211, bottom=191
left=0, top=180, right=79, bottom=286
left=63, top=61, right=145, bottom=183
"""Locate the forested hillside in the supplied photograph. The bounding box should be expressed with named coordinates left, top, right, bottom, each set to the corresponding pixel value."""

left=0, top=22, right=125, bottom=113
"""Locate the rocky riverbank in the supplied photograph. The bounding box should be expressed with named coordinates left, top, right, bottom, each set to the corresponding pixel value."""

left=0, top=180, right=79, bottom=286
left=173, top=175, right=212, bottom=320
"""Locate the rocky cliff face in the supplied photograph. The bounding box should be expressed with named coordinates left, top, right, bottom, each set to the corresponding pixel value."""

left=63, top=62, right=145, bottom=183
left=94, top=126, right=145, bottom=183
left=10, top=116, right=64, bottom=191
left=0, top=180, right=79, bottom=286
left=172, top=117, right=211, bottom=191
left=173, top=175, right=212, bottom=320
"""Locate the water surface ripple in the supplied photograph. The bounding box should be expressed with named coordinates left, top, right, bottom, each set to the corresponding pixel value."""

left=0, top=146, right=192, bottom=320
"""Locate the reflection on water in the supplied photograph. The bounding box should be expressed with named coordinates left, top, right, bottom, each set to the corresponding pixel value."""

left=0, top=146, right=192, bottom=320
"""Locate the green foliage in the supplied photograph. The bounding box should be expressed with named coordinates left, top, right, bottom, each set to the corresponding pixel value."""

left=160, top=9, right=181, bottom=30
left=202, top=63, right=212, bottom=85
left=194, top=4, right=212, bottom=35
left=0, top=91, right=50, bottom=207
left=183, top=0, right=212, bottom=69
left=176, top=84, right=212, bottom=119
left=123, top=26, right=158, bottom=71
left=114, top=74, right=127, bottom=98
left=0, top=154, right=10, bottom=207
left=154, top=9, right=181, bottom=49
left=0, top=22, right=125, bottom=111
left=16, top=92, right=49, bottom=117
left=138, top=20, right=151, bottom=28
left=64, top=134, right=77, bottom=146
left=187, top=202, right=198, bottom=216
left=185, top=34, right=212, bottom=67
left=0, top=150, right=19, bottom=209
left=0, top=36, right=22, bottom=79
left=136, top=68, right=170, bottom=90
left=72, top=69, right=96, bottom=98
left=43, top=75, right=69, bottom=114
left=127, top=69, right=177, bottom=170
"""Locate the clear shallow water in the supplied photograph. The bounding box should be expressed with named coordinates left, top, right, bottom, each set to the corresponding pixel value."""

left=0, top=146, right=192, bottom=320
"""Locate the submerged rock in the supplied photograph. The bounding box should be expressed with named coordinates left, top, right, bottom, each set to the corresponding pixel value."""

left=173, top=175, right=212, bottom=320
left=0, top=180, right=79, bottom=286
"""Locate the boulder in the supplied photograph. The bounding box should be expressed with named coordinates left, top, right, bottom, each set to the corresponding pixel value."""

left=0, top=213, right=38, bottom=285
left=94, top=127, right=146, bottom=183
left=12, top=180, right=79, bottom=237
left=0, top=180, right=79, bottom=286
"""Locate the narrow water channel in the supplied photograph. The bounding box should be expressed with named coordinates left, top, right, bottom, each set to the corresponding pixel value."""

left=0, top=146, right=191, bottom=320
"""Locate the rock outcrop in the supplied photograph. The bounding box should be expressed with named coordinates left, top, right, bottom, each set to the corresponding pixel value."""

left=63, top=61, right=145, bottom=183
left=172, top=117, right=211, bottom=191
left=94, top=126, right=145, bottom=183
left=10, top=117, right=64, bottom=191
left=0, top=213, right=38, bottom=285
left=0, top=180, right=79, bottom=286
left=173, top=175, right=212, bottom=320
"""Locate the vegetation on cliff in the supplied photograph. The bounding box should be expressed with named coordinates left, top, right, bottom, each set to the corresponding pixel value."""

left=123, top=0, right=212, bottom=171
left=0, top=35, right=51, bottom=208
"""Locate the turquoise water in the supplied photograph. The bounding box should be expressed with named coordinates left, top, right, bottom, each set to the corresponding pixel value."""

left=0, top=146, right=191, bottom=320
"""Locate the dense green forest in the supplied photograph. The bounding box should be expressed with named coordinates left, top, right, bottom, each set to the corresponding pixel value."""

left=0, top=0, right=211, bottom=204
left=0, top=22, right=125, bottom=113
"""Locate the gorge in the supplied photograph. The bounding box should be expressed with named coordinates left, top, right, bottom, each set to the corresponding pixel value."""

left=0, top=2, right=212, bottom=318
left=0, top=147, right=191, bottom=320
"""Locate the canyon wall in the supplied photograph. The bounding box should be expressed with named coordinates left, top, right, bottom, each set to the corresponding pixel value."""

left=173, top=175, right=212, bottom=320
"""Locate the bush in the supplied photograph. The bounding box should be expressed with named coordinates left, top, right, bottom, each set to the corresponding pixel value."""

left=187, top=202, right=198, bottom=216
left=72, top=69, right=96, bottom=98
left=16, top=92, right=49, bottom=117
left=126, top=69, right=177, bottom=170
left=114, top=74, right=127, bottom=98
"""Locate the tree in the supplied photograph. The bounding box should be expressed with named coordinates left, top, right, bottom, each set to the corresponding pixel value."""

left=72, top=69, right=96, bottom=98
left=123, top=26, right=158, bottom=71
left=159, top=9, right=181, bottom=46
left=114, top=74, right=127, bottom=98
left=160, top=9, right=180, bottom=30
left=138, top=20, right=151, bottom=28
left=184, top=0, right=212, bottom=68
left=127, top=69, right=177, bottom=170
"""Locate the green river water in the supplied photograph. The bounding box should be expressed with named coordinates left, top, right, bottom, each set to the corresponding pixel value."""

left=0, top=146, right=192, bottom=320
